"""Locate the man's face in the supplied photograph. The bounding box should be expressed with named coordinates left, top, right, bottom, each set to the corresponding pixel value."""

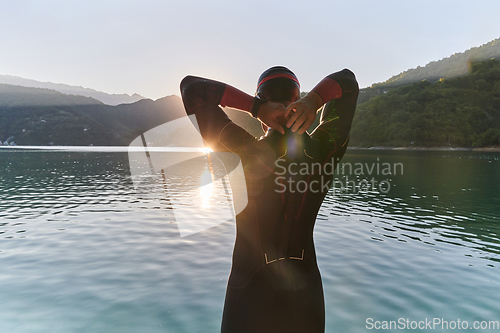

left=267, top=86, right=301, bottom=108
left=258, top=79, right=300, bottom=106
left=264, top=89, right=300, bottom=128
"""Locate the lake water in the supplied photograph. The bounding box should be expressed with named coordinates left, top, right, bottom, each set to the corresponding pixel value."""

left=0, top=149, right=499, bottom=332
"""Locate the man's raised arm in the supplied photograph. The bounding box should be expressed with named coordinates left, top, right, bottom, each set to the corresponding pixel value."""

left=181, top=76, right=288, bottom=135
left=285, top=69, right=359, bottom=135
left=180, top=76, right=254, bottom=116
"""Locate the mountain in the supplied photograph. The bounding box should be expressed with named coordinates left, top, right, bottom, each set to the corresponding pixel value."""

left=4, top=38, right=500, bottom=148
left=0, top=74, right=145, bottom=106
left=350, top=59, right=500, bottom=148
left=358, top=38, right=500, bottom=104
left=0, top=83, right=274, bottom=146
left=0, top=84, right=103, bottom=107
left=0, top=84, right=185, bottom=146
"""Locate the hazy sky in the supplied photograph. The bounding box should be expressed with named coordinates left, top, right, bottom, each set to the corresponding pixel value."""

left=1, top=0, right=499, bottom=99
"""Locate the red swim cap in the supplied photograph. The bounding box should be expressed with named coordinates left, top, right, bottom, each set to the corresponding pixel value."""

left=257, top=66, right=300, bottom=89
left=256, top=66, right=300, bottom=102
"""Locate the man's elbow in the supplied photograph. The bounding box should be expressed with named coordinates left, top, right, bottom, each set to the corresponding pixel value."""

left=180, top=75, right=197, bottom=98
left=340, top=69, right=359, bottom=94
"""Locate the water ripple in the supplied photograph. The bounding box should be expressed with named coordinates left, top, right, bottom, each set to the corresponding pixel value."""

left=0, top=150, right=499, bottom=333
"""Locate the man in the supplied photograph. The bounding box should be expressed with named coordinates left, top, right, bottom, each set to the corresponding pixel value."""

left=180, top=66, right=358, bottom=333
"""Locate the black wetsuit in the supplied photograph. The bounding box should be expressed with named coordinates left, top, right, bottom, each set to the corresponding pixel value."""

left=180, top=69, right=358, bottom=333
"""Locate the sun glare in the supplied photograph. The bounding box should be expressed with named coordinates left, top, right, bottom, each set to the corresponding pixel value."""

left=199, top=147, right=213, bottom=154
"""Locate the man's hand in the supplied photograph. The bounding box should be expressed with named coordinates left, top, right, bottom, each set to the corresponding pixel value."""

left=285, top=92, right=324, bottom=134
left=256, top=101, right=288, bottom=134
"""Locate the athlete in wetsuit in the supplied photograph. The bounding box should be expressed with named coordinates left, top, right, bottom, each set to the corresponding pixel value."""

left=180, top=67, right=358, bottom=333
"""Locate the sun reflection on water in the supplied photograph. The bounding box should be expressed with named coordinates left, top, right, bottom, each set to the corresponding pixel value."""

left=200, top=168, right=213, bottom=209
left=200, top=148, right=215, bottom=209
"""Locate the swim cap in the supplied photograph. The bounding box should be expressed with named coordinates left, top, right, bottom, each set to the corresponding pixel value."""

left=257, top=66, right=300, bottom=89
left=256, top=66, right=300, bottom=102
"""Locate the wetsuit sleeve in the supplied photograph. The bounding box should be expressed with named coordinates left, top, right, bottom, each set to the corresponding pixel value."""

left=310, top=69, right=359, bottom=156
left=180, top=75, right=255, bottom=152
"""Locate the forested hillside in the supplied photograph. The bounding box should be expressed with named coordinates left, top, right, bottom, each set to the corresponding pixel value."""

left=350, top=59, right=500, bottom=147
left=0, top=85, right=185, bottom=146
left=358, top=38, right=500, bottom=104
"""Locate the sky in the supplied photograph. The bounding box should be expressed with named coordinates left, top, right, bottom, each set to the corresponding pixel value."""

left=1, top=0, right=499, bottom=100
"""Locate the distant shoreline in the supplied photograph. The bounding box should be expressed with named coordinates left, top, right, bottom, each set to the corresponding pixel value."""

left=348, top=146, right=500, bottom=152
left=2, top=145, right=500, bottom=153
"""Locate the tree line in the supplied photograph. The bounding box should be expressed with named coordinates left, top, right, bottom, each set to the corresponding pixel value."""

left=349, top=59, right=500, bottom=147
